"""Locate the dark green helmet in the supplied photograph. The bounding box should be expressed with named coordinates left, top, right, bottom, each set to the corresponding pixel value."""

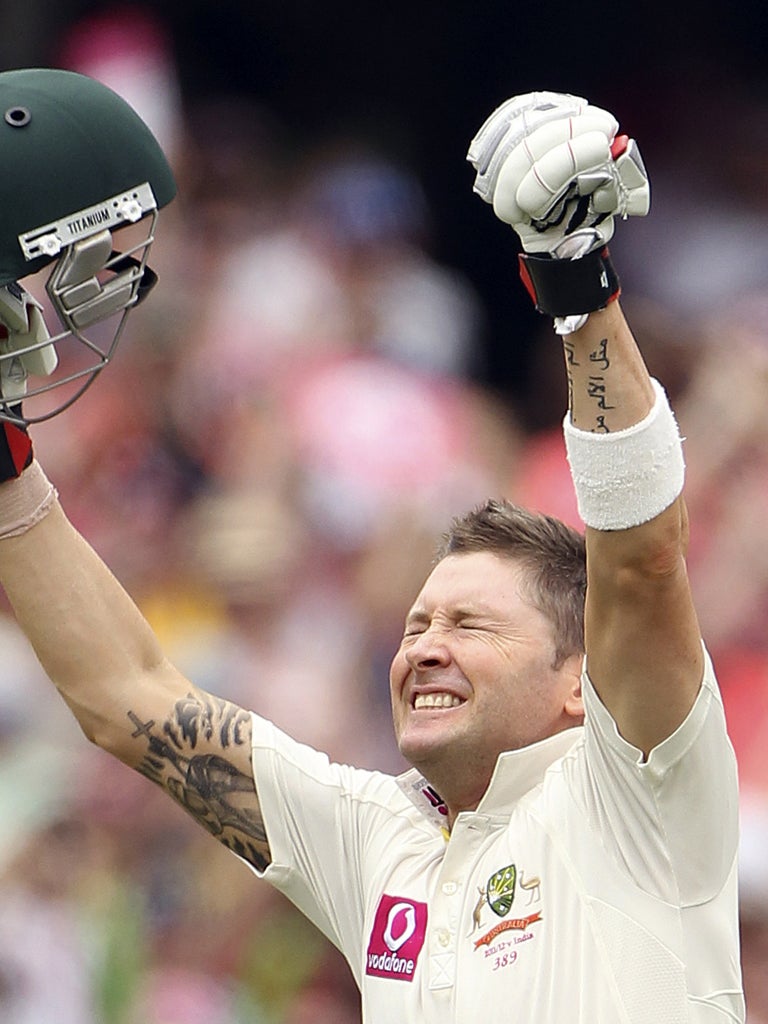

left=0, top=68, right=177, bottom=423
left=0, top=67, right=176, bottom=286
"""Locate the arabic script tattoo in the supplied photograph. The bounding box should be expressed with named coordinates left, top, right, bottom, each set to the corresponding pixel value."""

left=564, top=334, right=619, bottom=431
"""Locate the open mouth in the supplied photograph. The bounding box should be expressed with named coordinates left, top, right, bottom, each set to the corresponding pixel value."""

left=413, top=693, right=465, bottom=710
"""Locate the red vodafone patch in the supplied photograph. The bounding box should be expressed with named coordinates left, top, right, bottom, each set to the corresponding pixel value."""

left=365, top=895, right=428, bottom=982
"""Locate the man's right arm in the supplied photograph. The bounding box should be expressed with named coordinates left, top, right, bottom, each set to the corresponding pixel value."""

left=0, top=484, right=272, bottom=871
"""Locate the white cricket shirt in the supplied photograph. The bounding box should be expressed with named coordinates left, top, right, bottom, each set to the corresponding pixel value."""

left=249, top=647, right=744, bottom=1023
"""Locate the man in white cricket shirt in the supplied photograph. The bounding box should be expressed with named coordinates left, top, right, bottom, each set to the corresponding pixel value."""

left=0, top=80, right=743, bottom=1022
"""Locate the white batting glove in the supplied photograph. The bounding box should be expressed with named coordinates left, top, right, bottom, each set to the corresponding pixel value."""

left=467, top=90, right=650, bottom=258
left=0, top=284, right=57, bottom=402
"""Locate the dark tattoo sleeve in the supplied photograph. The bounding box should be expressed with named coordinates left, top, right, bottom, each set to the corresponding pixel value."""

left=128, top=694, right=272, bottom=871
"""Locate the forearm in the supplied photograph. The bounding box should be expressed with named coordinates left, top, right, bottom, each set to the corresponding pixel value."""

left=562, top=301, right=655, bottom=433
left=561, top=300, right=687, bottom=547
left=0, top=492, right=175, bottom=756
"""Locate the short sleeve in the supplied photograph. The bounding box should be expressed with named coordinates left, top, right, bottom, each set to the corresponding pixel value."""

left=579, top=646, right=740, bottom=904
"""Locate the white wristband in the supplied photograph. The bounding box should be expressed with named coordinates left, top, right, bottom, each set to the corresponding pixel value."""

left=563, top=378, right=685, bottom=530
left=0, top=460, right=58, bottom=539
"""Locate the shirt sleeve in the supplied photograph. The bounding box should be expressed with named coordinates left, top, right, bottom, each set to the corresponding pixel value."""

left=245, top=712, right=402, bottom=973
left=579, top=644, right=740, bottom=905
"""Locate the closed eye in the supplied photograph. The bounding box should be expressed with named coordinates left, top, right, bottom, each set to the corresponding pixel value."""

left=402, top=627, right=426, bottom=639
left=402, top=611, right=430, bottom=638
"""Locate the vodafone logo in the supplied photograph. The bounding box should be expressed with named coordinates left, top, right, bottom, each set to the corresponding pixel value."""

left=366, top=894, right=428, bottom=982
left=383, top=901, right=417, bottom=951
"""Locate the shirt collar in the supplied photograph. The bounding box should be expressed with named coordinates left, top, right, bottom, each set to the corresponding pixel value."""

left=476, top=727, right=583, bottom=814
left=396, top=727, right=583, bottom=828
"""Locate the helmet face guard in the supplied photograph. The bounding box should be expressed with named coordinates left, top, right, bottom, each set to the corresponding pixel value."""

left=1, top=185, right=160, bottom=424
left=0, top=68, right=176, bottom=424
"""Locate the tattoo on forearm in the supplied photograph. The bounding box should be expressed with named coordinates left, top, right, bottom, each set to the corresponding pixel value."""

left=563, top=340, right=579, bottom=368
left=588, top=337, right=610, bottom=371
left=128, top=697, right=271, bottom=871
left=585, top=338, right=616, bottom=426
left=564, top=334, right=619, bottom=431
left=564, top=340, right=578, bottom=412
left=586, top=375, right=615, bottom=411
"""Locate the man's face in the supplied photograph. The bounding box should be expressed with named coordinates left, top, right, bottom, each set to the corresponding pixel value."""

left=389, top=551, right=582, bottom=810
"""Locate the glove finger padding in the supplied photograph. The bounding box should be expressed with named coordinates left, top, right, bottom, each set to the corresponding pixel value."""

left=468, top=91, right=589, bottom=204
left=492, top=116, right=617, bottom=220
left=467, top=90, right=650, bottom=256
left=0, top=284, right=57, bottom=403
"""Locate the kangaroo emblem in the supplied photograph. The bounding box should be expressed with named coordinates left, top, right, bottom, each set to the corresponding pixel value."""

left=470, top=886, right=487, bottom=933
left=519, top=871, right=541, bottom=905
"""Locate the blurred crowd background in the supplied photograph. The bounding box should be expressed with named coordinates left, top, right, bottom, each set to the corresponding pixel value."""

left=0, top=1, right=767, bottom=1021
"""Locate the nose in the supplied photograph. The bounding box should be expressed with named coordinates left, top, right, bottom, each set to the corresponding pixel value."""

left=404, top=629, right=452, bottom=671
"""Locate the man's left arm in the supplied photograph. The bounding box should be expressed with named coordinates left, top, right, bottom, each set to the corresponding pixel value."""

left=467, top=90, right=703, bottom=755
left=563, top=300, right=703, bottom=756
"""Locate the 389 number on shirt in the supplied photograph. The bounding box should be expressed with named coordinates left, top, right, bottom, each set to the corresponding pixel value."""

left=492, top=950, right=518, bottom=971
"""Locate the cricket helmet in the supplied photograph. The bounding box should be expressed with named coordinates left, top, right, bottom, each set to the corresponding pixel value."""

left=0, top=67, right=177, bottom=422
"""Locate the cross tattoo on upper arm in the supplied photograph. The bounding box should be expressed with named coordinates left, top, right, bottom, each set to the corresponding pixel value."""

left=127, top=694, right=271, bottom=872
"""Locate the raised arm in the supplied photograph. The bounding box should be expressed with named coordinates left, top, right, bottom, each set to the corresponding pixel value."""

left=0, top=458, right=272, bottom=871
left=562, top=301, right=702, bottom=754
left=0, top=67, right=275, bottom=871
left=467, top=90, right=702, bottom=754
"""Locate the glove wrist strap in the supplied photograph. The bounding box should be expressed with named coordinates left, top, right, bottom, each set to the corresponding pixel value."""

left=518, top=246, right=620, bottom=317
left=0, top=419, right=33, bottom=483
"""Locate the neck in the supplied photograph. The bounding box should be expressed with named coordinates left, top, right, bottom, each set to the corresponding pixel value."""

left=419, top=768, right=494, bottom=831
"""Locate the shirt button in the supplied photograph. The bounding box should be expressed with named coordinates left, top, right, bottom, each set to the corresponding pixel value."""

left=441, top=881, right=457, bottom=895
left=437, top=928, right=451, bottom=947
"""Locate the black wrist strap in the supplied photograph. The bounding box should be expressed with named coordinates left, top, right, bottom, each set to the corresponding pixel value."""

left=518, top=246, right=620, bottom=317
left=0, top=419, right=32, bottom=482
left=0, top=401, right=32, bottom=482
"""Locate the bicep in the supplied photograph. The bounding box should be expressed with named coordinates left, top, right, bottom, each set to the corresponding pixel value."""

left=584, top=498, right=704, bottom=756
left=111, top=668, right=272, bottom=872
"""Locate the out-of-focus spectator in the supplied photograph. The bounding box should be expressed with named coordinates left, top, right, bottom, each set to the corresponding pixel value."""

left=0, top=820, right=97, bottom=1024
left=183, top=143, right=485, bottom=393
left=56, top=5, right=184, bottom=166
left=675, top=296, right=768, bottom=655
left=610, top=77, right=768, bottom=319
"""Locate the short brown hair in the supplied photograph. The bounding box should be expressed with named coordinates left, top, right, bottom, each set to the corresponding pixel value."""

left=435, top=499, right=586, bottom=668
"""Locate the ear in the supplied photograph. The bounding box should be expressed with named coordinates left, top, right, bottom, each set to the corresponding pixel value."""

left=560, top=652, right=584, bottom=721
